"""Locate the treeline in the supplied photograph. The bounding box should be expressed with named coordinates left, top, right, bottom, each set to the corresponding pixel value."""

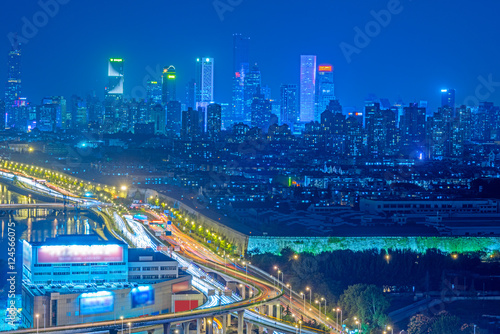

left=249, top=248, right=500, bottom=302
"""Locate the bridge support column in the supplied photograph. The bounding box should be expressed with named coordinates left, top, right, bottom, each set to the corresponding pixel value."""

left=197, top=318, right=202, bottom=334
left=206, top=317, right=214, bottom=334
left=163, top=323, right=171, bottom=334
left=184, top=321, right=191, bottom=334
left=239, top=284, right=246, bottom=299
left=148, top=330, right=156, bottom=334
left=246, top=321, right=253, bottom=334
left=275, top=304, right=281, bottom=321
left=237, top=310, right=244, bottom=334
left=222, top=314, right=227, bottom=334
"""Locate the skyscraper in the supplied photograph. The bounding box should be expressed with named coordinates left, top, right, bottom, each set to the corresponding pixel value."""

left=244, top=63, right=261, bottom=121
left=207, top=103, right=222, bottom=140
left=106, top=58, right=124, bottom=97
left=146, top=80, right=162, bottom=105
left=251, top=86, right=273, bottom=131
left=195, top=58, right=214, bottom=106
left=162, top=65, right=176, bottom=103
left=166, top=100, right=181, bottom=134
left=280, top=84, right=298, bottom=126
left=441, top=89, right=455, bottom=113
left=299, top=55, right=316, bottom=123
left=232, top=34, right=250, bottom=124
left=5, top=41, right=22, bottom=127
left=400, top=103, right=426, bottom=157
left=316, top=64, right=335, bottom=117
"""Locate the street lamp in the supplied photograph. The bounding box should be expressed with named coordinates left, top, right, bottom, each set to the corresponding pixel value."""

left=298, top=320, right=302, bottom=334
left=36, top=314, right=39, bottom=334
left=386, top=325, right=393, bottom=334
left=300, top=292, right=306, bottom=313
left=314, top=300, right=321, bottom=319
left=128, top=322, right=132, bottom=334
left=321, top=297, right=327, bottom=317
left=286, top=283, right=292, bottom=308
left=120, top=316, right=124, bottom=334
left=306, top=286, right=312, bottom=306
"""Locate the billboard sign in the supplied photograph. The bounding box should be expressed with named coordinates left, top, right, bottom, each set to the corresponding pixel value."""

left=318, top=65, right=333, bottom=72
left=22, top=240, right=32, bottom=269
left=172, top=281, right=190, bottom=294
left=131, top=286, right=155, bottom=309
left=79, top=291, right=114, bottom=315
left=37, top=245, right=123, bottom=264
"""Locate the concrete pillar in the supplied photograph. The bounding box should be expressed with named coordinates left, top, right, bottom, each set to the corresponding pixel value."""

left=227, top=313, right=232, bottom=326
left=237, top=310, right=245, bottom=334
left=197, top=318, right=202, bottom=334
left=268, top=304, right=273, bottom=317
left=163, top=323, right=171, bottom=334
left=148, top=330, right=156, bottom=334
left=222, top=315, right=227, bottom=334
left=246, top=322, right=253, bottom=334
left=206, top=317, right=214, bottom=334
left=184, top=321, right=191, bottom=334
left=276, top=304, right=281, bottom=321
left=240, top=285, right=246, bottom=299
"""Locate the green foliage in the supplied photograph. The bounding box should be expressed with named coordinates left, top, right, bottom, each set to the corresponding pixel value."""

left=430, top=311, right=462, bottom=334
left=339, top=284, right=389, bottom=330
left=407, top=313, right=432, bottom=334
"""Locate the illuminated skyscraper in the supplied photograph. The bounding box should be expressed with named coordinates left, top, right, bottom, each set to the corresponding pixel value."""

left=244, top=63, right=261, bottom=121
left=207, top=103, right=222, bottom=140
left=280, top=84, right=298, bottom=126
left=299, top=55, right=316, bottom=123
left=441, top=88, right=455, bottom=114
left=5, top=41, right=22, bottom=127
left=162, top=65, right=176, bottom=103
left=232, top=34, right=250, bottom=123
left=146, top=80, right=162, bottom=105
left=106, top=58, right=124, bottom=98
left=316, top=64, right=335, bottom=117
left=195, top=58, right=214, bottom=106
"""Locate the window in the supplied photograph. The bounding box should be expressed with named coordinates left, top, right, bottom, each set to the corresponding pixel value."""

left=66, top=299, right=71, bottom=304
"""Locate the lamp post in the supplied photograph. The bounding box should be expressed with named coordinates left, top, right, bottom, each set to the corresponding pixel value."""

left=386, top=325, right=393, bottom=334
left=120, top=316, right=124, bottom=334
left=299, top=320, right=302, bottom=334
left=36, top=314, right=39, bottom=334
left=305, top=287, right=312, bottom=306
left=321, top=297, right=327, bottom=317
left=300, top=292, right=306, bottom=313
left=315, top=300, right=321, bottom=319
left=128, top=322, right=132, bottom=334
left=286, top=283, right=292, bottom=308
left=336, top=308, right=343, bottom=333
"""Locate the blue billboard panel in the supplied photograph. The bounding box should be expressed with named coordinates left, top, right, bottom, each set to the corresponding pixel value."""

left=79, top=291, right=114, bottom=315
left=131, top=286, right=155, bottom=308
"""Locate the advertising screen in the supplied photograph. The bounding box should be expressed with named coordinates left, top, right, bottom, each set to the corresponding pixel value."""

left=172, top=281, right=190, bottom=293
left=22, top=240, right=32, bottom=269
left=131, top=286, right=155, bottom=308
left=79, top=291, right=114, bottom=315
left=37, top=245, right=123, bottom=264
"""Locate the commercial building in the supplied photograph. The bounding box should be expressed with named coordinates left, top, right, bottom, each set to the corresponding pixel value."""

left=21, top=235, right=201, bottom=329
left=195, top=58, right=214, bottom=106
left=5, top=41, right=22, bottom=128
left=162, top=65, right=176, bottom=103
left=299, top=55, right=316, bottom=123
left=315, top=64, right=334, bottom=118
left=280, top=84, right=298, bottom=126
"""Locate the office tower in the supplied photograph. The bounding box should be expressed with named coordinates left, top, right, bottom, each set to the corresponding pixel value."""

left=151, top=104, right=165, bottom=135
left=5, top=41, right=22, bottom=128
left=195, top=58, right=214, bottom=106
left=106, top=58, right=124, bottom=97
left=147, top=80, right=162, bottom=105
left=244, top=63, right=261, bottom=121
left=251, top=86, right=273, bottom=131
left=207, top=103, right=222, bottom=140
left=0, top=100, right=4, bottom=130
left=220, top=102, right=231, bottom=129
left=280, top=84, right=298, bottom=126
left=299, top=55, right=317, bottom=123
left=400, top=103, right=426, bottom=157
left=162, top=65, right=176, bottom=103
left=181, top=107, right=203, bottom=140
left=364, top=102, right=397, bottom=156
left=441, top=89, right=455, bottom=114
left=232, top=34, right=250, bottom=123
left=185, top=78, right=196, bottom=110
left=261, top=85, right=271, bottom=100
left=37, top=96, right=66, bottom=132
left=166, top=101, right=181, bottom=134
left=75, top=106, right=88, bottom=129
left=104, top=58, right=124, bottom=133
left=316, top=64, right=335, bottom=117
left=345, top=115, right=363, bottom=157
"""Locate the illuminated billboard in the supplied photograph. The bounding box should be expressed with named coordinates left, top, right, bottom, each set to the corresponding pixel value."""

left=318, top=65, right=333, bottom=72
left=37, top=245, right=123, bottom=264
left=23, top=240, right=32, bottom=269
left=172, top=281, right=190, bottom=293
left=131, top=286, right=155, bottom=308
left=80, top=291, right=114, bottom=315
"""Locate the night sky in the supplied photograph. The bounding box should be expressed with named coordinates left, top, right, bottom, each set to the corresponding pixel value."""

left=1, top=0, right=499, bottom=112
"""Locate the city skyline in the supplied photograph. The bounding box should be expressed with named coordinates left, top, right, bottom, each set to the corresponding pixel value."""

left=1, top=0, right=500, bottom=112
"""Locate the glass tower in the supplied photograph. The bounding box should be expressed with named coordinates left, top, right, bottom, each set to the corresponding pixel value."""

left=299, top=55, right=316, bottom=123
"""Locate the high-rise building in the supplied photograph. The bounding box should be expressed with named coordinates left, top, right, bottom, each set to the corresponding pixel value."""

left=207, top=103, right=222, bottom=140
left=251, top=86, right=273, bottom=131
left=400, top=103, right=426, bottom=157
left=5, top=41, right=22, bottom=128
left=147, top=80, right=162, bottom=105
left=441, top=89, right=455, bottom=113
left=162, top=66, right=176, bottom=103
left=280, top=84, right=298, bottom=126
left=185, top=78, right=196, bottom=110
left=37, top=96, right=66, bottom=132
left=0, top=100, right=4, bottom=130
left=316, top=64, right=335, bottom=118
left=151, top=104, right=166, bottom=135
left=166, top=101, right=181, bottom=134
left=299, top=55, right=317, bottom=123
left=232, top=34, right=250, bottom=125
left=195, top=58, right=214, bottom=106
left=106, top=58, right=124, bottom=97
left=244, top=63, right=261, bottom=121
